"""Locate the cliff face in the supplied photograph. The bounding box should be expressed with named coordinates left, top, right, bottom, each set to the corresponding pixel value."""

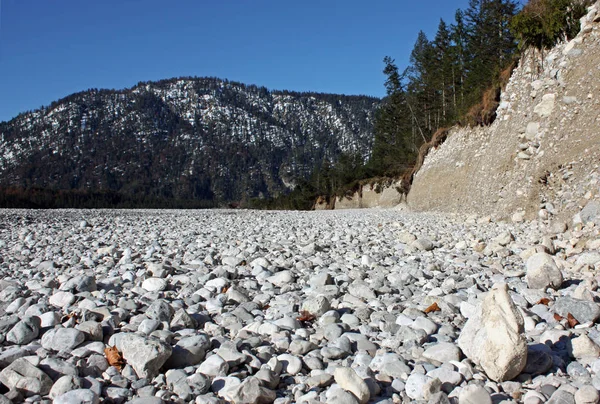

left=328, top=180, right=404, bottom=210
left=408, top=2, right=600, bottom=222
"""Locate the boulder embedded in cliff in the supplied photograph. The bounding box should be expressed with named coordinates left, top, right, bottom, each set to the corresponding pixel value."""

left=534, top=93, right=555, bottom=118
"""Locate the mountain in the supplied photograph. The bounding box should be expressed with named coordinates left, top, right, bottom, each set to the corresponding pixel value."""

left=0, top=77, right=378, bottom=205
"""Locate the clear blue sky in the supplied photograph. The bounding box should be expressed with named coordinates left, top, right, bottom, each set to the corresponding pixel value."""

left=0, top=0, right=470, bottom=123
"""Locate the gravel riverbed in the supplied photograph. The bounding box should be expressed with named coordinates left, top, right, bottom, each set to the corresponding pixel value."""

left=0, top=208, right=599, bottom=404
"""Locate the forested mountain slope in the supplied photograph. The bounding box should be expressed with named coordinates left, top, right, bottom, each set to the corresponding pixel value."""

left=0, top=77, right=378, bottom=205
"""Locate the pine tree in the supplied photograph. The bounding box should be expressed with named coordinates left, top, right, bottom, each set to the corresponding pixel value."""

left=432, top=19, right=455, bottom=124
left=463, top=0, right=517, bottom=105
left=451, top=10, right=468, bottom=114
left=407, top=31, right=437, bottom=133
left=369, top=57, right=419, bottom=176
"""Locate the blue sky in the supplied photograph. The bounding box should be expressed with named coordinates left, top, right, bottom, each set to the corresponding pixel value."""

left=0, top=0, right=470, bottom=122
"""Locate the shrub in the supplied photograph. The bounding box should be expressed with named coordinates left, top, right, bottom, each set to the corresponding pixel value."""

left=511, top=0, right=592, bottom=51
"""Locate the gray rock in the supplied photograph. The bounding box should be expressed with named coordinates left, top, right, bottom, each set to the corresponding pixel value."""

left=555, top=297, right=600, bottom=323
left=49, top=375, right=83, bottom=399
left=198, top=354, right=229, bottom=377
left=524, top=345, right=553, bottom=376
left=138, top=319, right=161, bottom=335
left=413, top=238, right=434, bottom=251
left=326, top=384, right=361, bottom=404
left=526, top=252, right=563, bottom=290
left=427, top=392, right=451, bottom=404
left=267, top=270, right=294, bottom=287
left=76, top=321, right=103, bottom=342
left=128, top=398, right=164, bottom=404
left=458, top=385, right=492, bottom=404
left=164, top=335, right=208, bottom=368
left=0, top=358, right=53, bottom=397
left=369, top=353, right=411, bottom=379
left=302, top=295, right=331, bottom=316
left=405, top=373, right=441, bottom=401
left=145, top=300, right=174, bottom=322
left=412, top=316, right=438, bottom=335
left=61, top=275, right=97, bottom=293
left=170, top=308, right=197, bottom=330
left=49, top=291, right=76, bottom=308
left=569, top=335, right=600, bottom=359
left=581, top=201, right=600, bottom=225
left=0, top=347, right=26, bottom=368
left=142, top=277, right=167, bottom=292
left=216, top=341, right=247, bottom=366
left=227, top=376, right=276, bottom=404
left=39, top=357, right=78, bottom=381
left=6, top=316, right=40, bottom=345
left=120, top=333, right=172, bottom=379
left=289, top=339, right=317, bottom=356
left=574, top=385, right=600, bottom=404
left=41, top=328, right=85, bottom=351
left=426, top=368, right=462, bottom=389
left=547, top=390, right=575, bottom=404
left=348, top=281, right=376, bottom=300
left=54, top=388, right=99, bottom=404
left=422, top=342, right=461, bottom=363
left=277, top=353, right=302, bottom=375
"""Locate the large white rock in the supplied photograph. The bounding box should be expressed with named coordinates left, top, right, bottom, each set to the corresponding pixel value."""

left=457, top=283, right=527, bottom=382
left=526, top=252, right=563, bottom=290
left=141, top=277, right=167, bottom=292
left=333, top=367, right=370, bottom=404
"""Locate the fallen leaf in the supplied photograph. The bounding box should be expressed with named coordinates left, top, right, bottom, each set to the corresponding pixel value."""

left=424, top=302, right=441, bottom=314
left=61, top=312, right=78, bottom=324
left=536, top=298, right=550, bottom=306
left=567, top=313, right=579, bottom=328
left=104, top=346, right=124, bottom=370
left=221, top=286, right=229, bottom=294
left=297, top=310, right=316, bottom=323
left=554, top=313, right=563, bottom=321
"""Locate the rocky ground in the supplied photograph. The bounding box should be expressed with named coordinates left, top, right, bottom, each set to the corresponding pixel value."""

left=1, top=208, right=600, bottom=404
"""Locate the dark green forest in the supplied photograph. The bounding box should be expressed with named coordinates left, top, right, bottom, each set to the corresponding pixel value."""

left=259, top=0, right=592, bottom=210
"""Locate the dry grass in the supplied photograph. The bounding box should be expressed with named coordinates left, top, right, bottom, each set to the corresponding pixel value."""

left=464, top=60, right=518, bottom=127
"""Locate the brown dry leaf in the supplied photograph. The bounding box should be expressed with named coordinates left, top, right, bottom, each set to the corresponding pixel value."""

left=554, top=313, right=563, bottom=321
left=297, top=310, right=316, bottom=323
left=262, top=304, right=270, bottom=311
left=536, top=298, right=550, bottom=306
left=104, top=346, right=124, bottom=370
left=567, top=313, right=579, bottom=328
left=424, top=302, right=441, bottom=314
left=221, top=286, right=229, bottom=294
